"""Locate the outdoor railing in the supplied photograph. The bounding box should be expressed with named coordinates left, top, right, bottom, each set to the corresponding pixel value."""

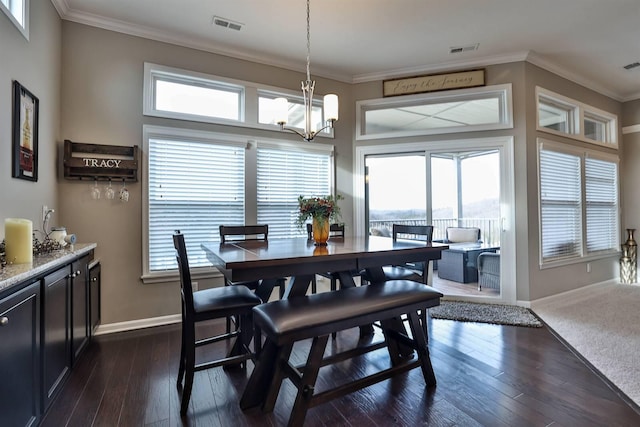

left=369, top=218, right=501, bottom=247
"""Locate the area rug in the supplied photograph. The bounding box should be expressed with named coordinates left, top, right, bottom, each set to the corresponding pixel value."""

left=429, top=301, right=543, bottom=327
left=533, top=282, right=640, bottom=407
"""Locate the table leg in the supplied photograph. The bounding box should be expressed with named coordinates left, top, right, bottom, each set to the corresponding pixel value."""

left=240, top=338, right=279, bottom=410
left=283, top=275, right=314, bottom=298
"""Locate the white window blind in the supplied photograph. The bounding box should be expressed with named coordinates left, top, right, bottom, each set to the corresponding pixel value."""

left=148, top=137, right=245, bottom=271
left=257, top=145, right=332, bottom=238
left=539, top=148, right=582, bottom=261
left=585, top=157, right=618, bottom=252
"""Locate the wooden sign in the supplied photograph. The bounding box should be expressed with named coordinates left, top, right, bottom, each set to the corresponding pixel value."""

left=63, top=140, right=139, bottom=181
left=383, top=69, right=485, bottom=97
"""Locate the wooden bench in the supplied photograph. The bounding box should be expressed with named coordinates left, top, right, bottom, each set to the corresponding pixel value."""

left=239, top=280, right=443, bottom=426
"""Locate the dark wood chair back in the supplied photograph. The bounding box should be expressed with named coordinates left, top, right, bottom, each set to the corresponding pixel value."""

left=220, top=224, right=269, bottom=243
left=173, top=230, right=194, bottom=312
left=392, top=224, right=434, bottom=243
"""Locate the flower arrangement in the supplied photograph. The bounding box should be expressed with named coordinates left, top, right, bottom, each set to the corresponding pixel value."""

left=296, top=194, right=343, bottom=228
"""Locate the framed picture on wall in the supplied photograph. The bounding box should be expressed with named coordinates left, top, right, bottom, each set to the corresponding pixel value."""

left=12, top=80, right=39, bottom=182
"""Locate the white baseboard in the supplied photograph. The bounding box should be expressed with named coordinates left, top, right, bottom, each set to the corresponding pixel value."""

left=530, top=279, right=618, bottom=310
left=94, top=314, right=182, bottom=336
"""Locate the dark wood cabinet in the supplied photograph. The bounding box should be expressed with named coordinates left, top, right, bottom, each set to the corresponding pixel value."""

left=71, top=255, right=90, bottom=362
left=0, top=281, right=41, bottom=427
left=89, top=261, right=101, bottom=335
left=0, top=245, right=96, bottom=426
left=42, top=267, right=71, bottom=410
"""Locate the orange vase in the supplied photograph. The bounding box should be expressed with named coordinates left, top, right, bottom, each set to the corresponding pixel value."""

left=312, top=216, right=330, bottom=246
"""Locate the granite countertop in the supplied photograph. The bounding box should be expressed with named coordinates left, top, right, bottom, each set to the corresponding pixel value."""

left=0, top=243, right=97, bottom=294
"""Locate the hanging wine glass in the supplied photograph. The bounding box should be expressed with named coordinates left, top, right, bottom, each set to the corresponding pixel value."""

left=91, top=178, right=101, bottom=200
left=119, top=179, right=130, bottom=202
left=105, top=179, right=115, bottom=200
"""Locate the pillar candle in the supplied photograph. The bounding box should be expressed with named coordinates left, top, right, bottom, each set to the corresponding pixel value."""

left=5, top=218, right=33, bottom=264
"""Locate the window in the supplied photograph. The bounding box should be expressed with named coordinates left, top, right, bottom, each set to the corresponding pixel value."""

left=538, top=139, right=619, bottom=266
left=356, top=84, right=513, bottom=140
left=1, top=0, right=28, bottom=39
left=144, top=63, right=335, bottom=139
left=143, top=126, right=335, bottom=282
left=144, top=127, right=246, bottom=276
left=257, top=143, right=333, bottom=238
left=538, top=97, right=574, bottom=133
left=144, top=63, right=244, bottom=123
left=536, top=87, right=618, bottom=148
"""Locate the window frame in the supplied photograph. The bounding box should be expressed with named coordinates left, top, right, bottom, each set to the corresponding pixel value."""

left=143, top=62, right=335, bottom=139
left=536, top=87, right=618, bottom=148
left=537, top=138, right=620, bottom=269
left=355, top=83, right=513, bottom=140
left=1, top=0, right=29, bottom=40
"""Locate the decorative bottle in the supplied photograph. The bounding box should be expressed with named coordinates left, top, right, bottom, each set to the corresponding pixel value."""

left=620, top=243, right=634, bottom=284
left=625, top=229, right=637, bottom=283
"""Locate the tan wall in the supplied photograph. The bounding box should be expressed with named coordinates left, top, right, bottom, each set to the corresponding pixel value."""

left=0, top=1, right=61, bottom=235
left=59, top=22, right=353, bottom=324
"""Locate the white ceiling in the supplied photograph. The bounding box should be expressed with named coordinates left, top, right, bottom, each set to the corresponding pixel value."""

left=52, top=0, right=640, bottom=101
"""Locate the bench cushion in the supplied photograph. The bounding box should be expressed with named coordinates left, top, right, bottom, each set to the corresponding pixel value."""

left=252, top=280, right=442, bottom=345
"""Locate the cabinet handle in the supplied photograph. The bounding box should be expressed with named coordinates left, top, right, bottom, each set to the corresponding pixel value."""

left=0, top=317, right=8, bottom=326
left=92, top=277, right=98, bottom=282
left=76, top=270, right=82, bottom=276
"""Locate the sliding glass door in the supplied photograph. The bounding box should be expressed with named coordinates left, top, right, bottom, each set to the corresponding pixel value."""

left=363, top=143, right=508, bottom=299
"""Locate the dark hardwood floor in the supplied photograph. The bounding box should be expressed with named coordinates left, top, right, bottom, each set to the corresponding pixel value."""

left=42, top=312, right=639, bottom=427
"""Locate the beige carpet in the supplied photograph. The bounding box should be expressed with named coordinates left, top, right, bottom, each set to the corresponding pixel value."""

left=532, top=282, right=640, bottom=407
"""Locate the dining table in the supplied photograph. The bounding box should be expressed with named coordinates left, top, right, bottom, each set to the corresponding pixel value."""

left=201, top=234, right=448, bottom=411
left=201, top=234, right=448, bottom=302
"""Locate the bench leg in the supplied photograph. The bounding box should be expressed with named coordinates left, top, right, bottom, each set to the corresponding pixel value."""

left=406, top=310, right=437, bottom=387
left=289, top=334, right=330, bottom=427
left=380, top=315, right=415, bottom=363
left=263, top=343, right=294, bottom=412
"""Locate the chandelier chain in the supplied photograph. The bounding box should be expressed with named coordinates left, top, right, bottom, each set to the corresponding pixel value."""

left=306, top=0, right=311, bottom=82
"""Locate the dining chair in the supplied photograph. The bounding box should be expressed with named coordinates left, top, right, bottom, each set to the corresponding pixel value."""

left=362, top=224, right=434, bottom=285
left=219, top=225, right=287, bottom=332
left=306, top=223, right=362, bottom=294
left=173, top=231, right=261, bottom=415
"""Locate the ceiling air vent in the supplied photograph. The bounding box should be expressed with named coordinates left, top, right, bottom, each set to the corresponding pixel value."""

left=212, top=16, right=243, bottom=31
left=449, top=44, right=479, bottom=54
left=623, top=62, right=640, bottom=70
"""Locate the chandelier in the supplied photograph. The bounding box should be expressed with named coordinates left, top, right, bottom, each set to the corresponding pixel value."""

left=274, top=0, right=339, bottom=142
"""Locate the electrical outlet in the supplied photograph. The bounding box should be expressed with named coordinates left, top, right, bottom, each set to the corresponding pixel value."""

left=42, top=205, right=48, bottom=223
left=192, top=281, right=198, bottom=291
left=586, top=262, right=591, bottom=273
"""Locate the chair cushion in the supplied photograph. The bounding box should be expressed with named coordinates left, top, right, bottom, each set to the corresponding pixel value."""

left=447, top=228, right=479, bottom=243
left=193, top=285, right=262, bottom=314
left=383, top=265, right=419, bottom=280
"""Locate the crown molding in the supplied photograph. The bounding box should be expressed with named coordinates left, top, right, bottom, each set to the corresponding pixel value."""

left=52, top=1, right=634, bottom=101
left=351, top=51, right=530, bottom=84
left=525, top=51, right=623, bottom=102
left=50, top=0, right=69, bottom=17
left=51, top=0, right=353, bottom=83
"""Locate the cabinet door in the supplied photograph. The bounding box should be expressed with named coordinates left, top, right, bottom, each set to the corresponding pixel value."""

left=71, top=255, right=90, bottom=362
left=43, top=267, right=71, bottom=410
left=89, top=262, right=101, bottom=335
left=0, top=282, right=41, bottom=427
